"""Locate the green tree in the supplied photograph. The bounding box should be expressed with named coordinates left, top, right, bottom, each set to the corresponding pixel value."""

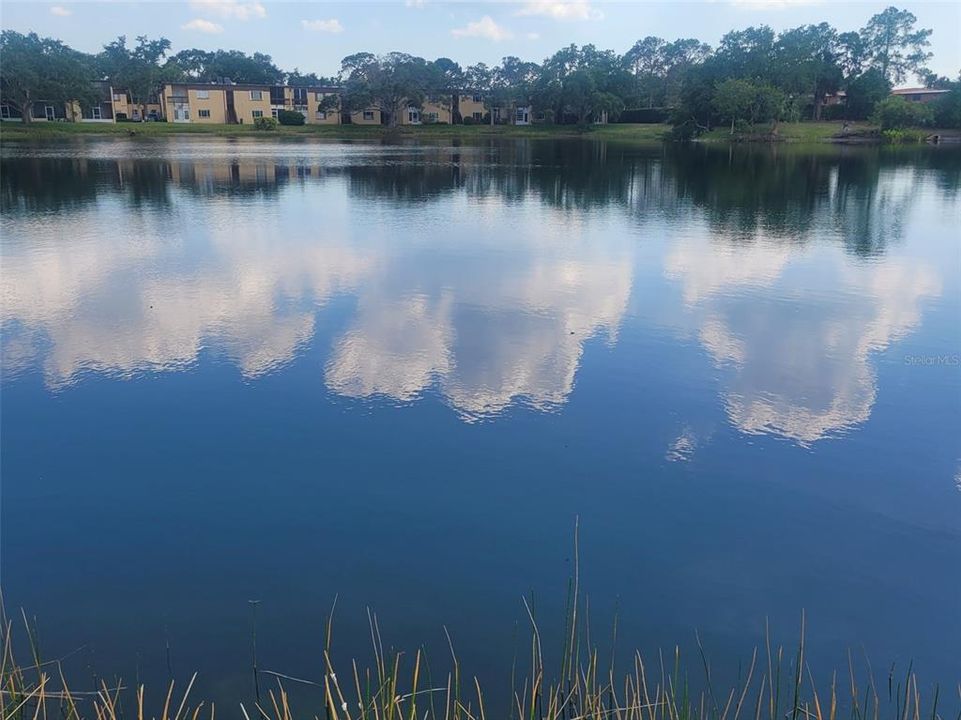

left=859, top=6, right=932, bottom=84
left=0, top=30, right=96, bottom=123
left=167, top=48, right=283, bottom=84
left=339, top=52, right=434, bottom=127
left=774, top=23, right=843, bottom=119
left=843, top=68, right=891, bottom=119
left=624, top=36, right=667, bottom=107
left=713, top=78, right=784, bottom=133
left=98, top=35, right=172, bottom=121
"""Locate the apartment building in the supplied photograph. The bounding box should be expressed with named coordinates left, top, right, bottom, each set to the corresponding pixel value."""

left=400, top=100, right=452, bottom=125
left=159, top=82, right=381, bottom=125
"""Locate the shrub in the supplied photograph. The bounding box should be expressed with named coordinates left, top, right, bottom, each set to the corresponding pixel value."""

left=276, top=109, right=305, bottom=126
left=932, top=87, right=961, bottom=128
left=253, top=116, right=278, bottom=131
left=872, top=96, right=933, bottom=130
left=881, top=128, right=928, bottom=144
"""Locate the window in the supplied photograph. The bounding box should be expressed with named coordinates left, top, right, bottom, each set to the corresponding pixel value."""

left=45, top=105, right=56, bottom=120
left=472, top=112, right=483, bottom=121
left=252, top=110, right=264, bottom=118
left=316, top=111, right=327, bottom=120
left=92, top=106, right=102, bottom=120
left=250, top=90, right=263, bottom=100
left=112, top=93, right=123, bottom=102
left=1, top=105, right=10, bottom=119
left=271, top=108, right=279, bottom=119
left=426, top=112, right=438, bottom=122
left=407, top=109, right=420, bottom=123
left=472, top=95, right=482, bottom=103
left=196, top=90, right=209, bottom=100
left=198, top=109, right=211, bottom=118
left=293, top=88, right=307, bottom=103
left=363, top=110, right=374, bottom=120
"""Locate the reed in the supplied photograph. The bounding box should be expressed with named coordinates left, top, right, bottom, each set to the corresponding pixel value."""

left=2, top=541, right=955, bottom=720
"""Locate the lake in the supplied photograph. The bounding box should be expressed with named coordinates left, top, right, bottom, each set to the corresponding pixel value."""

left=1, top=137, right=959, bottom=711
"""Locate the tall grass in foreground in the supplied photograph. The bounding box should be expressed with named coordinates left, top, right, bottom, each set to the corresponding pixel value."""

left=2, top=526, right=956, bottom=720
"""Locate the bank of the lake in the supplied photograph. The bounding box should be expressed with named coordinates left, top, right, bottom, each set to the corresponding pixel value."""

left=0, top=120, right=913, bottom=145
left=0, top=120, right=671, bottom=143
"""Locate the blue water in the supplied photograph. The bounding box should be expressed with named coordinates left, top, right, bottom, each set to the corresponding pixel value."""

left=1, top=138, right=959, bottom=709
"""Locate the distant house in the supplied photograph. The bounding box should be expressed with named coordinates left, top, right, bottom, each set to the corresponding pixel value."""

left=890, top=87, right=951, bottom=104
left=159, top=82, right=379, bottom=125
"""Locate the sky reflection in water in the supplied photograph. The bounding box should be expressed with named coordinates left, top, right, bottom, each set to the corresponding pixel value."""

left=1, top=138, right=959, bottom=706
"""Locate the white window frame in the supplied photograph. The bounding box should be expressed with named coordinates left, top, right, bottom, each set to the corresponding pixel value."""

left=45, top=105, right=56, bottom=120
left=316, top=111, right=327, bottom=120
left=1, top=105, right=11, bottom=119
left=198, top=109, right=211, bottom=118
left=250, top=90, right=263, bottom=100
left=252, top=110, right=264, bottom=119
left=363, top=110, right=374, bottom=121
left=112, top=93, right=123, bottom=102
left=196, top=90, right=210, bottom=100
left=407, top=108, right=420, bottom=123
left=271, top=108, right=279, bottom=119
left=472, top=112, right=483, bottom=121
left=92, top=106, right=102, bottom=120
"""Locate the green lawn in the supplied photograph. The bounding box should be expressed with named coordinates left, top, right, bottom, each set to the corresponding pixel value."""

left=0, top=120, right=670, bottom=142
left=698, top=120, right=880, bottom=143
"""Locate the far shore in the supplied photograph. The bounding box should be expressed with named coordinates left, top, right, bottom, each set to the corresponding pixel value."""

left=2, top=120, right=956, bottom=145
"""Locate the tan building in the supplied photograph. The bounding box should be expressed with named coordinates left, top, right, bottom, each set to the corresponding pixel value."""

left=458, top=94, right=487, bottom=122
left=400, top=99, right=452, bottom=125
left=891, top=87, right=951, bottom=104
left=110, top=89, right=162, bottom=121
left=161, top=83, right=273, bottom=124
left=160, top=82, right=381, bottom=125
left=347, top=108, right=382, bottom=125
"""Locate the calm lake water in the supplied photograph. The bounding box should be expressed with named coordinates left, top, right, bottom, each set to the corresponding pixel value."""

left=1, top=137, right=959, bottom=708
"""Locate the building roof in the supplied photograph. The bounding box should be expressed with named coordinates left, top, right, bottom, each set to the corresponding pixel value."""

left=163, top=81, right=343, bottom=93
left=891, top=87, right=950, bottom=95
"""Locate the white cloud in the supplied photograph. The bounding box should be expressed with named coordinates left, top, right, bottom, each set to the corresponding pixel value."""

left=405, top=0, right=426, bottom=7
left=451, top=15, right=513, bottom=41
left=49, top=5, right=72, bottom=17
left=182, top=18, right=224, bottom=33
left=189, top=0, right=266, bottom=21
left=515, top=0, right=603, bottom=21
left=526, top=31, right=540, bottom=40
left=302, top=18, right=345, bottom=33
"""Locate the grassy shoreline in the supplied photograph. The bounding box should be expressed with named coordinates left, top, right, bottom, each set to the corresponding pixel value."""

left=3, top=120, right=954, bottom=146
left=0, top=121, right=669, bottom=143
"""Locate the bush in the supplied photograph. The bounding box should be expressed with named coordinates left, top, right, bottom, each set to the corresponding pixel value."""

left=932, top=87, right=961, bottom=128
left=881, top=128, right=928, bottom=144
left=872, top=96, right=933, bottom=130
left=253, top=116, right=278, bottom=131
left=276, top=109, right=305, bottom=126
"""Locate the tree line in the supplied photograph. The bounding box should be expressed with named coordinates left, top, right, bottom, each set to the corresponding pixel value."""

left=1, top=5, right=959, bottom=130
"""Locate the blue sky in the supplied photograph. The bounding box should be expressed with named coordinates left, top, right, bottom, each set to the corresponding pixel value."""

left=2, top=1, right=958, bottom=85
